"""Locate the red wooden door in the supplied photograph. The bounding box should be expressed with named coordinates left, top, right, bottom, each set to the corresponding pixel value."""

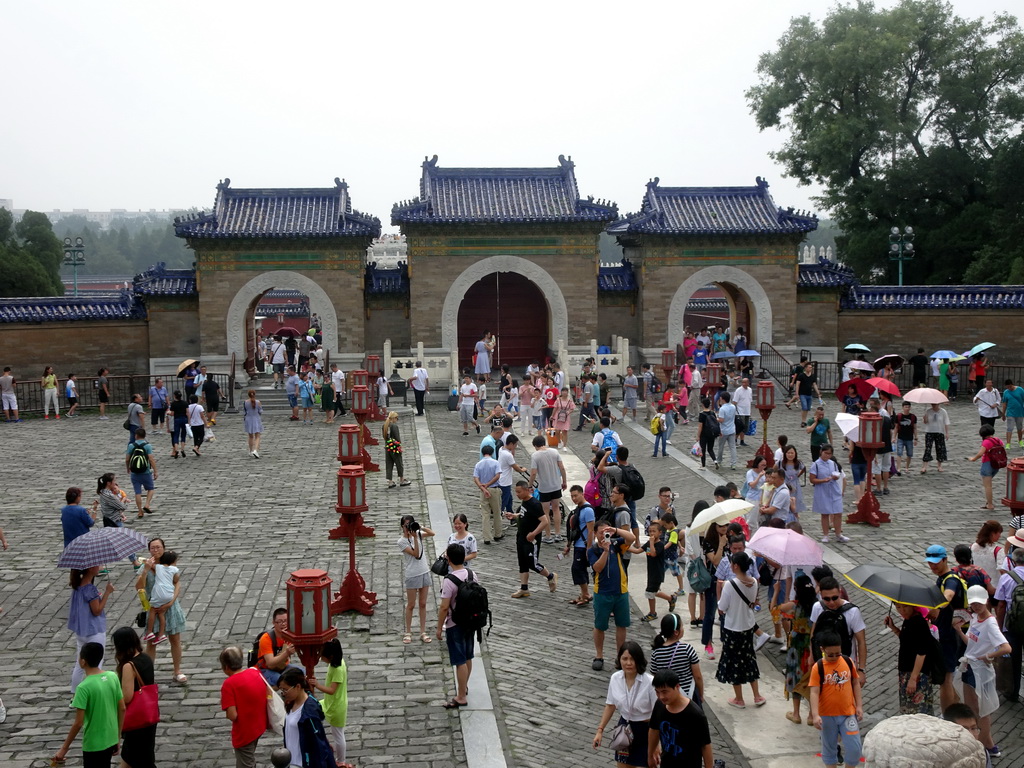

left=457, top=273, right=549, bottom=372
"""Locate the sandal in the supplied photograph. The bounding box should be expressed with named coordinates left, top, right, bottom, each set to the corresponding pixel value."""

left=420, top=633, right=432, bottom=643
left=785, top=712, right=802, bottom=724
left=173, top=673, right=188, bottom=683
left=442, top=698, right=467, bottom=709
left=402, top=633, right=412, bottom=644
left=727, top=698, right=746, bottom=709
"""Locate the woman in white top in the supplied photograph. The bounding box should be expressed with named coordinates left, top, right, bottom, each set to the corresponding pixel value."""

left=593, top=640, right=657, bottom=767
left=714, top=550, right=764, bottom=708
left=398, top=514, right=434, bottom=645
left=447, top=514, right=478, bottom=562
left=971, top=520, right=1006, bottom=581
left=185, top=395, right=207, bottom=456
left=744, top=456, right=768, bottom=530
left=953, top=585, right=1011, bottom=754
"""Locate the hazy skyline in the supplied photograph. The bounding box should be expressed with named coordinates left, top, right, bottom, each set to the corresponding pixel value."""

left=3, top=0, right=1012, bottom=233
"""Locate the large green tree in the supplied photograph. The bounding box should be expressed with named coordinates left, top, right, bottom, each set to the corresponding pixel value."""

left=747, top=0, right=1024, bottom=284
left=0, top=208, right=64, bottom=297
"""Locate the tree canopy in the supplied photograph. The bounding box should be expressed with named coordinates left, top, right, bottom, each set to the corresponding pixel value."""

left=747, top=0, right=1024, bottom=284
left=0, top=208, right=64, bottom=297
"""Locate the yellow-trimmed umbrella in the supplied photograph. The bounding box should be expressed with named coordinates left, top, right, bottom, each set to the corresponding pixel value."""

left=687, top=499, right=753, bottom=537
left=844, top=563, right=948, bottom=609
left=176, top=358, right=198, bottom=376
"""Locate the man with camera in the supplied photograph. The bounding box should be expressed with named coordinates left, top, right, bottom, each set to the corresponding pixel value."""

left=508, top=480, right=558, bottom=598
left=588, top=518, right=637, bottom=670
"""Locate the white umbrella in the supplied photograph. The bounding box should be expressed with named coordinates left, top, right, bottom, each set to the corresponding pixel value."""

left=846, top=360, right=874, bottom=372
left=687, top=498, right=753, bottom=537
left=835, top=412, right=860, bottom=441
left=903, top=388, right=949, bottom=405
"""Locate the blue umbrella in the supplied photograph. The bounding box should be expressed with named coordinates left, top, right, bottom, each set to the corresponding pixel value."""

left=966, top=342, right=995, bottom=358
left=930, top=350, right=957, bottom=359
left=845, top=343, right=871, bottom=353
left=711, top=351, right=735, bottom=360
left=737, top=350, right=761, bottom=357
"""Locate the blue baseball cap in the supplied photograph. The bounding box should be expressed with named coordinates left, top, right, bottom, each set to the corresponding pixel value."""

left=924, top=544, right=948, bottom=563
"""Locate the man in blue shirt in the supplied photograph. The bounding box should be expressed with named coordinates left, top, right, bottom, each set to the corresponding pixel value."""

left=563, top=485, right=596, bottom=606
left=61, top=487, right=97, bottom=548
left=284, top=367, right=300, bottom=421
left=1001, top=379, right=1024, bottom=448
left=717, top=392, right=738, bottom=469
left=472, top=445, right=501, bottom=544
left=125, top=429, right=157, bottom=518
left=479, top=425, right=503, bottom=461
left=587, top=520, right=636, bottom=670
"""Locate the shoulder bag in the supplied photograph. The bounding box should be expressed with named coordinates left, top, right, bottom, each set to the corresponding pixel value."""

left=122, top=661, right=160, bottom=731
left=608, top=676, right=640, bottom=751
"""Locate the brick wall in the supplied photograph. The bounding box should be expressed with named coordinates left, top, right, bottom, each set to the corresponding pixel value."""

left=796, top=291, right=839, bottom=348
left=596, top=300, right=639, bottom=349
left=0, top=320, right=150, bottom=375
left=837, top=310, right=1024, bottom=362
left=146, top=297, right=201, bottom=358
left=364, top=306, right=411, bottom=352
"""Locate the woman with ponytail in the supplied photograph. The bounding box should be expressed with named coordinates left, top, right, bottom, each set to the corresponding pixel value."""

left=649, top=613, right=703, bottom=703
left=242, top=389, right=263, bottom=458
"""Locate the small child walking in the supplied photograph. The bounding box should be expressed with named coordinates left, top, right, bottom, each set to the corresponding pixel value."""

left=308, top=638, right=351, bottom=766
left=809, top=631, right=864, bottom=768
left=144, top=551, right=179, bottom=643
left=634, top=520, right=677, bottom=622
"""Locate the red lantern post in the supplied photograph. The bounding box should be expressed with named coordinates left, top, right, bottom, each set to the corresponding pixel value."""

left=329, top=465, right=379, bottom=615
left=704, top=362, right=722, bottom=402
left=279, top=569, right=338, bottom=677
left=754, top=380, right=776, bottom=468
left=1001, top=458, right=1024, bottom=514
left=350, top=384, right=379, bottom=471
left=846, top=411, right=891, bottom=526
left=661, top=350, right=675, bottom=387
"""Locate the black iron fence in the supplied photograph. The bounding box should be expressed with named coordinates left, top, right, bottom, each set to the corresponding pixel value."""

left=758, top=342, right=795, bottom=388
left=803, top=360, right=1024, bottom=402
left=10, top=373, right=235, bottom=416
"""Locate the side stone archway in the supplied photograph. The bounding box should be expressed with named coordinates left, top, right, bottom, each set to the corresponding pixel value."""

left=440, top=255, right=569, bottom=352
left=667, top=265, right=773, bottom=347
left=224, top=271, right=339, bottom=361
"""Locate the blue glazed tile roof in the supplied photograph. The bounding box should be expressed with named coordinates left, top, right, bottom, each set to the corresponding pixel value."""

left=0, top=292, right=145, bottom=324
left=610, top=177, right=817, bottom=236
left=259, top=302, right=309, bottom=316
left=843, top=285, right=1024, bottom=310
left=365, top=262, right=409, bottom=295
left=174, top=178, right=381, bottom=240
left=133, top=262, right=197, bottom=295
left=798, top=258, right=858, bottom=288
left=392, top=155, right=617, bottom=225
left=597, top=261, right=637, bottom=291
left=686, top=298, right=729, bottom=311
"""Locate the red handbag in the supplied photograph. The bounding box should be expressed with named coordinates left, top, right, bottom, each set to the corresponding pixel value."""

left=122, top=662, right=160, bottom=731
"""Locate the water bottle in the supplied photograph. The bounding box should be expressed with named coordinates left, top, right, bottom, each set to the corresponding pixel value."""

left=137, top=589, right=151, bottom=611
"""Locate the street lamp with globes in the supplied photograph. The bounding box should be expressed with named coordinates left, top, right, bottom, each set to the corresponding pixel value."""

left=62, top=237, right=86, bottom=297
left=888, top=226, right=915, bottom=287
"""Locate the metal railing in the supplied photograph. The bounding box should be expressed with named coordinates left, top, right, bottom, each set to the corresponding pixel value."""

left=10, top=373, right=233, bottom=416
left=758, top=342, right=794, bottom=388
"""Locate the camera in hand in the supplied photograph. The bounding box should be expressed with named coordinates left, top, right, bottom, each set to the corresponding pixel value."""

left=407, top=520, right=421, bottom=533
left=603, top=530, right=623, bottom=545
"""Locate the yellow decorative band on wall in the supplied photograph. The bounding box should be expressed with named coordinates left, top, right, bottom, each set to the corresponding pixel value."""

left=197, top=252, right=362, bottom=272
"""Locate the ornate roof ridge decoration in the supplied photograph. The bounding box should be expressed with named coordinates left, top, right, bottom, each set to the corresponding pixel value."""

left=174, top=177, right=381, bottom=240
left=392, top=155, right=618, bottom=225
left=597, top=259, right=637, bottom=292
left=843, top=284, right=1024, bottom=310
left=365, top=261, right=409, bottom=295
left=133, top=262, right=197, bottom=295
left=0, top=291, right=145, bottom=324
left=797, top=257, right=859, bottom=288
left=609, top=176, right=818, bottom=236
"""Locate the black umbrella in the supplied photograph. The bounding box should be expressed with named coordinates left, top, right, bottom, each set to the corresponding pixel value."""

left=844, top=563, right=948, bottom=609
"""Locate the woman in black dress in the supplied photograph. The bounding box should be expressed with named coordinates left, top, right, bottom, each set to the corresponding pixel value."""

left=114, top=626, right=157, bottom=768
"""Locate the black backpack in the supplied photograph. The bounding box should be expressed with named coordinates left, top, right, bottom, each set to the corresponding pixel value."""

left=619, top=464, right=646, bottom=501
left=247, top=630, right=282, bottom=668
left=446, top=569, right=492, bottom=640
left=128, top=442, right=151, bottom=474
left=811, top=602, right=856, bottom=659
left=814, top=654, right=854, bottom=690
left=566, top=505, right=591, bottom=547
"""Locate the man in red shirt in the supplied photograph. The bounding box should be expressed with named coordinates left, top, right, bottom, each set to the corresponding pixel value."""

left=220, top=646, right=270, bottom=768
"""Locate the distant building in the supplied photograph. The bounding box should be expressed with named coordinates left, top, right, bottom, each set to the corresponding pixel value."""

left=3, top=202, right=181, bottom=230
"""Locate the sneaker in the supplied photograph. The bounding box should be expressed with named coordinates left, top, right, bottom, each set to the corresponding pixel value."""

left=592, top=657, right=604, bottom=671
left=511, top=589, right=530, bottom=599
left=542, top=536, right=556, bottom=544
left=1019, top=440, right=1024, bottom=449
left=820, top=535, right=830, bottom=543
left=641, top=612, right=658, bottom=623
left=548, top=573, right=558, bottom=592
left=754, top=632, right=770, bottom=651
left=780, top=640, right=789, bottom=652
left=882, top=488, right=890, bottom=495
left=253, top=451, right=260, bottom=459
left=704, top=644, right=715, bottom=660
left=142, top=633, right=156, bottom=642
left=0, top=698, right=6, bottom=723
left=987, top=746, right=1001, bottom=759
left=99, top=416, right=110, bottom=420
left=668, top=595, right=677, bottom=613
left=837, top=535, right=851, bottom=543
left=769, top=635, right=784, bottom=644
left=154, top=635, right=168, bottom=644
left=44, top=415, right=49, bottom=420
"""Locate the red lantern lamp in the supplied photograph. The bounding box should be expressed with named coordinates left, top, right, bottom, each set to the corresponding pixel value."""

left=1002, top=458, right=1024, bottom=512
left=366, top=355, right=381, bottom=377
left=705, top=363, right=722, bottom=388
left=661, top=350, right=675, bottom=370
left=857, top=411, right=884, bottom=449
left=280, top=569, right=337, bottom=677
left=755, top=380, right=775, bottom=411
left=847, top=410, right=889, bottom=527
left=337, top=424, right=360, bottom=463
left=351, top=385, right=370, bottom=415
left=351, top=369, right=369, bottom=389
left=336, top=465, right=368, bottom=514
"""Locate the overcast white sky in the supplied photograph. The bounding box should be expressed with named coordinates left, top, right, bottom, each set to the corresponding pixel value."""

left=2, top=0, right=1012, bottom=232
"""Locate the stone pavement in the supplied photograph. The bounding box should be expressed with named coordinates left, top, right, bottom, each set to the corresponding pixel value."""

left=1, top=387, right=1021, bottom=767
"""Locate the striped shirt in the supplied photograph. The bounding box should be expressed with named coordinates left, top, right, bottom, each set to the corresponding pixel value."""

left=649, top=642, right=699, bottom=696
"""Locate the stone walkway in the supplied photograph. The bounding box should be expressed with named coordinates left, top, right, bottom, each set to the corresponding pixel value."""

left=0, top=387, right=1021, bottom=766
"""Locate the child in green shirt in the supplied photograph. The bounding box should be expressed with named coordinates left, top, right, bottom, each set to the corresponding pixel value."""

left=54, top=641, right=124, bottom=765
left=308, top=638, right=349, bottom=765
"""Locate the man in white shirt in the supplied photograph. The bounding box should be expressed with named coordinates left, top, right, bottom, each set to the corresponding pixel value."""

left=409, top=361, right=429, bottom=416
left=733, top=378, right=753, bottom=446
left=330, top=364, right=346, bottom=416
left=459, top=375, right=480, bottom=436
left=810, top=576, right=868, bottom=676
left=497, top=436, right=526, bottom=523
left=973, top=380, right=1001, bottom=428
left=270, top=336, right=287, bottom=389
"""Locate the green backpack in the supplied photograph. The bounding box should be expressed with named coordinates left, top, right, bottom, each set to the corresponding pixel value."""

left=128, top=442, right=151, bottom=474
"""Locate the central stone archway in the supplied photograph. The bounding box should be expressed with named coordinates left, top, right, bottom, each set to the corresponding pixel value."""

left=224, top=271, right=339, bottom=362
left=667, top=265, right=773, bottom=346
left=441, top=255, right=569, bottom=352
